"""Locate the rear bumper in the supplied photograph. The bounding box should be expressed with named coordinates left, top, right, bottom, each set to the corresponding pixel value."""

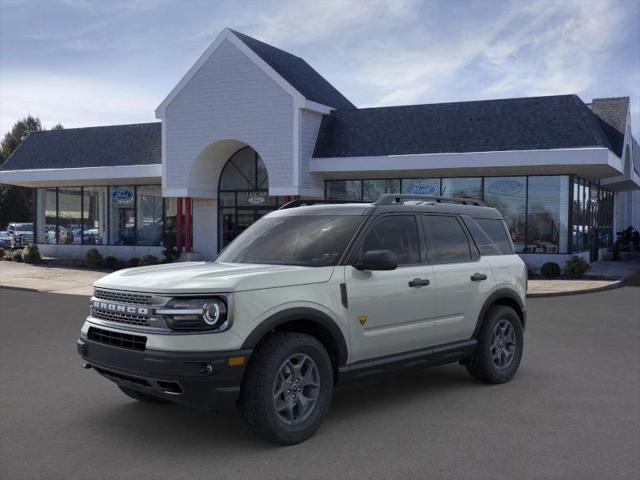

left=77, top=337, right=251, bottom=409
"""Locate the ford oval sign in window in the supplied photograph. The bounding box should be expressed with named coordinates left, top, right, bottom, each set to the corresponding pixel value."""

left=111, top=188, right=134, bottom=206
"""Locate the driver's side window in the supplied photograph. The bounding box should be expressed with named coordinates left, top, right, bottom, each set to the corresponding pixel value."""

left=360, top=215, right=420, bottom=266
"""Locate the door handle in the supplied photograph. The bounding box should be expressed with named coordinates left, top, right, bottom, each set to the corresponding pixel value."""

left=470, top=273, right=487, bottom=282
left=408, top=278, right=430, bottom=287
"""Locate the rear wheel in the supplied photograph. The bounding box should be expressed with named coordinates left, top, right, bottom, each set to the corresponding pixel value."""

left=238, top=332, right=334, bottom=445
left=467, top=305, right=523, bottom=383
left=118, top=385, right=170, bottom=404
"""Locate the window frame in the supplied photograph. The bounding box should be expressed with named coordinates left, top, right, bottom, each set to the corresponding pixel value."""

left=420, top=213, right=479, bottom=265
left=346, top=213, right=424, bottom=268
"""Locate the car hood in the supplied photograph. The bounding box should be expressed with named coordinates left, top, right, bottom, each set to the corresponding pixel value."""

left=93, top=262, right=335, bottom=294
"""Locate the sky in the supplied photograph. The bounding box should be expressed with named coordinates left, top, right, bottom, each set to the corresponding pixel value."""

left=1, top=0, right=639, bottom=138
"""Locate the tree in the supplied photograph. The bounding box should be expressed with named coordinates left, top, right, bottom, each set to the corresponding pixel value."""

left=0, top=116, right=63, bottom=228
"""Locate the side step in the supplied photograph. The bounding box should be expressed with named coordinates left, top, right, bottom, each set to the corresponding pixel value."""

left=337, top=339, right=477, bottom=383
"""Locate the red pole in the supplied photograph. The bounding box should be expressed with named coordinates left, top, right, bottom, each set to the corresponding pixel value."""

left=176, top=197, right=183, bottom=252
left=185, top=198, right=192, bottom=252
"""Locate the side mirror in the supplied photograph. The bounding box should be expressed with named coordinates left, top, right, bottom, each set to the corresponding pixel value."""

left=354, top=249, right=398, bottom=271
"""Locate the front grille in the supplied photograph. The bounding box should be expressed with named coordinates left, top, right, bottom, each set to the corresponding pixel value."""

left=92, top=309, right=150, bottom=327
left=94, top=288, right=152, bottom=305
left=88, top=326, right=147, bottom=351
left=21, top=234, right=34, bottom=243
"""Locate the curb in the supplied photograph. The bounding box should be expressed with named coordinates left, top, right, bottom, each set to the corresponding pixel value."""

left=0, top=285, right=40, bottom=293
left=527, top=280, right=623, bottom=298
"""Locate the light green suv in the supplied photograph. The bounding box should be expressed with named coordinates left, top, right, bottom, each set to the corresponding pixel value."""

left=78, top=195, right=527, bottom=445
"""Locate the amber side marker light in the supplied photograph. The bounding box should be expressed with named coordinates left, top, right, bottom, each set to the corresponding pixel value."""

left=228, top=356, right=246, bottom=366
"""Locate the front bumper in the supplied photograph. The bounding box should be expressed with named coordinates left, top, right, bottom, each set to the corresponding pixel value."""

left=77, top=337, right=252, bottom=409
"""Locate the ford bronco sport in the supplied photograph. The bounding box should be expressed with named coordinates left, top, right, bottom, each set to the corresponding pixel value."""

left=77, top=194, right=527, bottom=445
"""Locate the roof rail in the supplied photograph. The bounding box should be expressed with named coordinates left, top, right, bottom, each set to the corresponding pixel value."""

left=279, top=199, right=370, bottom=210
left=375, top=194, right=485, bottom=207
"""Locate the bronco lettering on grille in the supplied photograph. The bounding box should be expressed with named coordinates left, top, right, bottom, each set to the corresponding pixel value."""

left=92, top=301, right=149, bottom=316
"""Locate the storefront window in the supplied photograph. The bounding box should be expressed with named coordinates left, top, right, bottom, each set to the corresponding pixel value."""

left=441, top=177, right=482, bottom=199
left=362, top=179, right=400, bottom=201
left=325, top=180, right=362, bottom=200
left=526, top=176, right=569, bottom=253
left=136, top=185, right=163, bottom=246
left=484, top=177, right=526, bottom=253
left=164, top=197, right=177, bottom=248
left=109, top=186, right=136, bottom=245
left=36, top=188, right=57, bottom=244
left=82, top=187, right=107, bottom=245
left=402, top=178, right=440, bottom=196
left=57, top=187, right=82, bottom=245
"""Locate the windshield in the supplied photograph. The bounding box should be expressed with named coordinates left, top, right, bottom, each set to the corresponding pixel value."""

left=216, top=215, right=363, bottom=267
left=13, top=224, right=33, bottom=231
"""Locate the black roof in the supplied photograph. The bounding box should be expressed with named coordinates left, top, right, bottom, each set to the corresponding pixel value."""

left=590, top=97, right=629, bottom=157
left=313, top=94, right=616, bottom=158
left=0, top=122, right=161, bottom=171
left=230, top=29, right=355, bottom=111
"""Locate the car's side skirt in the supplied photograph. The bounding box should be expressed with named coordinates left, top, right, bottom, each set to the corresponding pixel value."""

left=337, top=339, right=477, bottom=383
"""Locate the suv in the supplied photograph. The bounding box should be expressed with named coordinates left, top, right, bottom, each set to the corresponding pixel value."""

left=77, top=195, right=526, bottom=445
left=2, top=223, right=34, bottom=249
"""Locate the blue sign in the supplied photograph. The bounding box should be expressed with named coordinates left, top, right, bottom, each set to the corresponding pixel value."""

left=488, top=179, right=523, bottom=196
left=112, top=189, right=133, bottom=200
left=405, top=182, right=438, bottom=195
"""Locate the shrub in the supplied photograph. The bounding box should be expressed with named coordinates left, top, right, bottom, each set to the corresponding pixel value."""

left=138, top=255, right=158, bottom=266
left=564, top=256, right=590, bottom=278
left=0, top=248, right=5, bottom=260
left=127, top=257, right=140, bottom=268
left=162, top=246, right=180, bottom=264
left=103, top=256, right=119, bottom=270
left=540, top=261, right=561, bottom=278
left=85, top=248, right=104, bottom=269
left=21, top=244, right=42, bottom=264
left=12, top=250, right=23, bottom=262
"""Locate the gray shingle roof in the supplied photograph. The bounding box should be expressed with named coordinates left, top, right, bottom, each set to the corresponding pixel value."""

left=230, top=29, right=355, bottom=111
left=0, top=122, right=161, bottom=171
left=313, top=95, right=616, bottom=158
left=590, top=97, right=629, bottom=157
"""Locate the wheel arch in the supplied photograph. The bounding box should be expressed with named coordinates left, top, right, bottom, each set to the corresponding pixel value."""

left=472, top=288, right=526, bottom=338
left=241, top=307, right=349, bottom=371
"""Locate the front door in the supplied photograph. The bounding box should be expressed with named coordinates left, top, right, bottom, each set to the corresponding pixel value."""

left=345, top=214, right=437, bottom=362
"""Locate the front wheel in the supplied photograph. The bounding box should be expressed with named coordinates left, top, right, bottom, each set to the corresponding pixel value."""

left=467, top=305, right=523, bottom=383
left=238, top=332, right=334, bottom=445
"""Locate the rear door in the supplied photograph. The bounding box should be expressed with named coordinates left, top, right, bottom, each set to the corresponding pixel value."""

left=421, top=215, right=493, bottom=344
left=345, top=214, right=437, bottom=362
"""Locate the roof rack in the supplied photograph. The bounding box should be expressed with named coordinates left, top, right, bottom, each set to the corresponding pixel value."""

left=279, top=199, right=370, bottom=210
left=375, top=194, right=485, bottom=207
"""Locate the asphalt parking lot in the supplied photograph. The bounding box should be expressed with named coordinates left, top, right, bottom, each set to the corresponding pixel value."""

left=1, top=286, right=639, bottom=480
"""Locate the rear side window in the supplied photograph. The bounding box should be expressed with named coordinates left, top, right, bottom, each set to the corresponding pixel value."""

left=422, top=215, right=472, bottom=264
left=360, top=215, right=420, bottom=265
left=476, top=219, right=514, bottom=255
left=463, top=218, right=502, bottom=256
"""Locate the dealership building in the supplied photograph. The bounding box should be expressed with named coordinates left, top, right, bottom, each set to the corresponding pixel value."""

left=1, top=28, right=639, bottom=269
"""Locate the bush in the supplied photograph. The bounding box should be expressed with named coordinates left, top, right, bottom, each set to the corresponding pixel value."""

left=127, top=257, right=140, bottom=268
left=85, top=248, right=104, bottom=269
left=564, top=256, right=590, bottom=278
left=540, top=261, right=561, bottom=278
left=12, top=250, right=23, bottom=262
left=103, top=256, right=119, bottom=270
left=138, top=255, right=158, bottom=266
left=0, top=248, right=5, bottom=260
left=162, top=246, right=180, bottom=264
left=21, top=244, right=42, bottom=264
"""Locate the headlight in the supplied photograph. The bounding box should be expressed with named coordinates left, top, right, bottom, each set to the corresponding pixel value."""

left=156, top=297, right=230, bottom=332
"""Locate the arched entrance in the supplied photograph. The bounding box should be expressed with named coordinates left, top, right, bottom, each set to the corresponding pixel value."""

left=218, top=146, right=280, bottom=248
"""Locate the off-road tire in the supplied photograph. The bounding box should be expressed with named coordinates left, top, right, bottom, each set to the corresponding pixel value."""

left=466, top=305, right=523, bottom=383
left=238, top=332, right=334, bottom=445
left=118, top=385, right=170, bottom=404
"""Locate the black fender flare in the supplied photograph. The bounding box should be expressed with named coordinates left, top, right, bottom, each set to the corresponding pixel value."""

left=241, top=307, right=349, bottom=366
left=472, top=288, right=526, bottom=338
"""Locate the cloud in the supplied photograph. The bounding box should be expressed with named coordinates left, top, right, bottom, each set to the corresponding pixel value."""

left=0, top=72, right=157, bottom=132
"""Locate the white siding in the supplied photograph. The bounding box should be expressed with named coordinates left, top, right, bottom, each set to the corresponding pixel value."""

left=163, top=39, right=294, bottom=196
left=192, top=198, right=217, bottom=258
left=299, top=109, right=324, bottom=196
